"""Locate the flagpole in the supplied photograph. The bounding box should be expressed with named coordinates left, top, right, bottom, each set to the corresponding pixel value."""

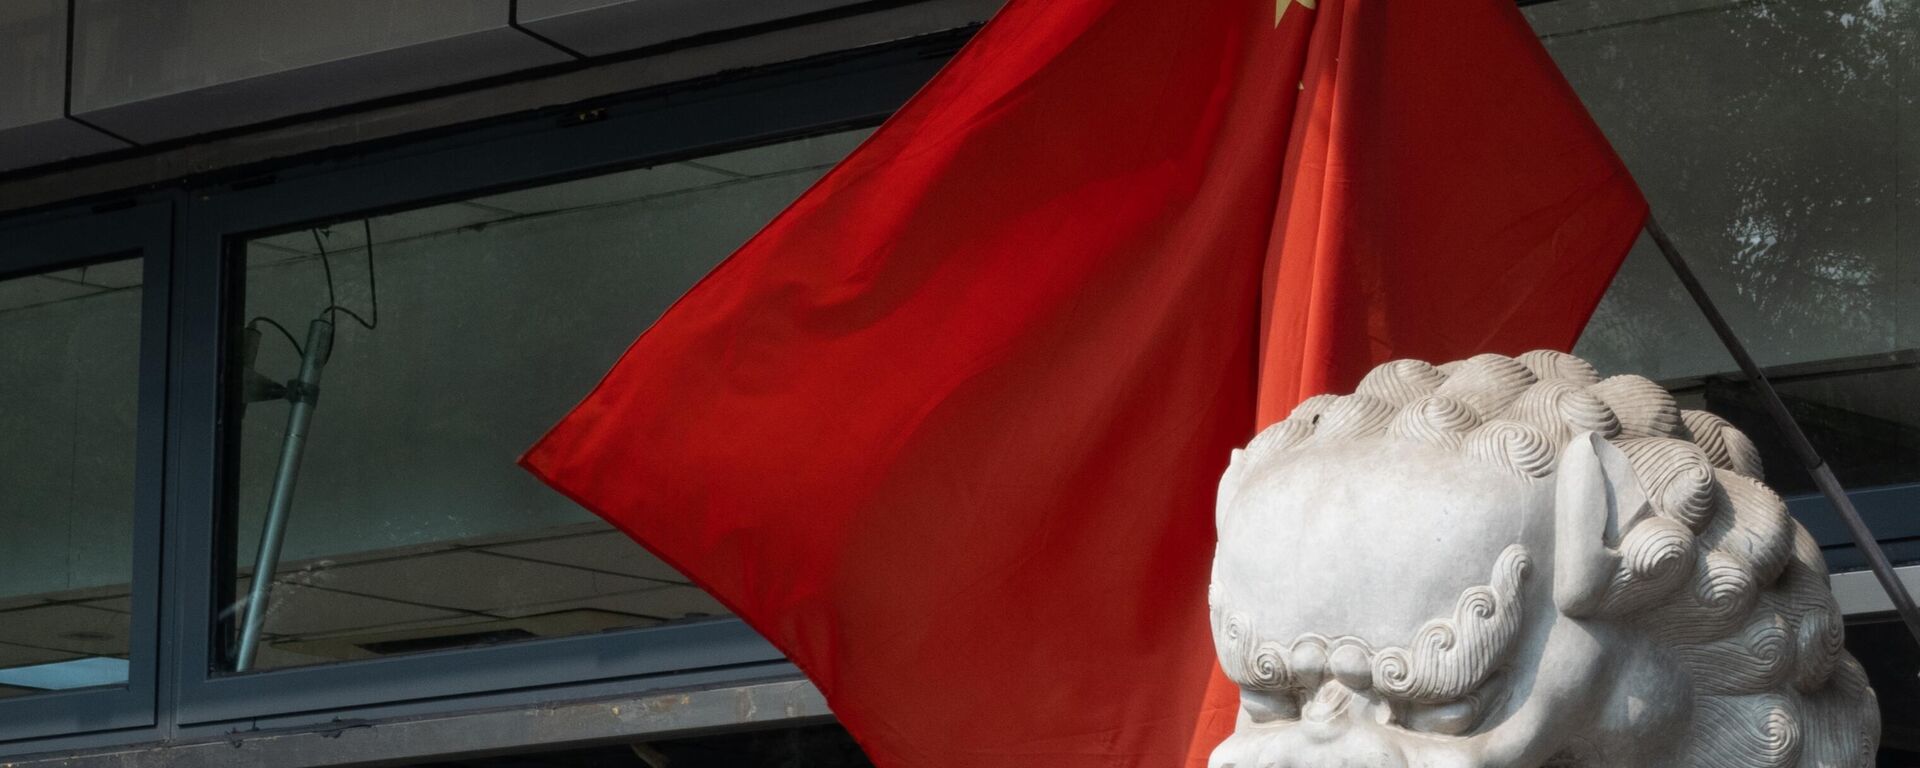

left=1645, top=215, right=1920, bottom=645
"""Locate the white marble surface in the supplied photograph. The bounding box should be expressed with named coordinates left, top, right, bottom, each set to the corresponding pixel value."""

left=1209, top=351, right=1879, bottom=768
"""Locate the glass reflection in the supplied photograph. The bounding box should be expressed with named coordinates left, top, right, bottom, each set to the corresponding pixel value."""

left=221, top=130, right=870, bottom=672
left=0, top=258, right=142, bottom=696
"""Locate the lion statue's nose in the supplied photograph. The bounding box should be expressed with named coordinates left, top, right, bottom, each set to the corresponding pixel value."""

left=1251, top=730, right=1408, bottom=768
left=1211, top=708, right=1410, bottom=768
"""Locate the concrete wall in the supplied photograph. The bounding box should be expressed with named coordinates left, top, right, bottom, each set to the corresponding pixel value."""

left=0, top=0, right=127, bottom=171
left=70, top=0, right=568, bottom=144
left=0, top=0, right=905, bottom=173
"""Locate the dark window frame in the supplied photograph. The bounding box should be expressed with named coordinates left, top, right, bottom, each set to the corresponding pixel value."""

left=165, top=39, right=949, bottom=726
left=1791, top=483, right=1920, bottom=571
left=0, top=200, right=171, bottom=743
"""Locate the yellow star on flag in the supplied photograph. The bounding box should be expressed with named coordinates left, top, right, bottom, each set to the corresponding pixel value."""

left=1276, top=0, right=1316, bottom=26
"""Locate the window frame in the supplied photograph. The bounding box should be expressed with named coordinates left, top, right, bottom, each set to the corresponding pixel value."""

left=0, top=200, right=171, bottom=743
left=165, top=40, right=947, bottom=726
left=1790, top=482, right=1920, bottom=572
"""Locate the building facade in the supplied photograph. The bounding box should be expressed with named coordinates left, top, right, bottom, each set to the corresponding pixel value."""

left=0, top=0, right=1912, bottom=764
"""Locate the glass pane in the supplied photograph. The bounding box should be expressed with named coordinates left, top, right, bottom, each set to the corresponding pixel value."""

left=221, top=129, right=871, bottom=672
left=1545, top=1, right=1920, bottom=498
left=0, top=257, right=142, bottom=696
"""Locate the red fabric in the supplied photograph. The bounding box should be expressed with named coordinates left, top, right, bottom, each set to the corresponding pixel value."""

left=522, top=0, right=1645, bottom=767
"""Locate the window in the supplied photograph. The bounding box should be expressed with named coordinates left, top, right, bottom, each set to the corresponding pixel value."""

left=0, top=32, right=947, bottom=756
left=0, top=258, right=143, bottom=694
left=158, top=42, right=937, bottom=729
left=0, top=201, right=168, bottom=745
left=217, top=130, right=874, bottom=673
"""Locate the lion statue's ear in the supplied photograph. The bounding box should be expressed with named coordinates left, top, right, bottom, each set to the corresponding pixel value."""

left=1216, top=448, right=1248, bottom=530
left=1553, top=432, right=1649, bottom=618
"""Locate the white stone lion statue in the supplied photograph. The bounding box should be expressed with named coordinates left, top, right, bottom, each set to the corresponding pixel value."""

left=1208, top=351, right=1879, bottom=768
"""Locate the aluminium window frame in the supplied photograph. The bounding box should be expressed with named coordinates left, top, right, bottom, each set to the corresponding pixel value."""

left=1790, top=483, right=1920, bottom=572
left=0, top=200, right=171, bottom=744
left=164, top=38, right=950, bottom=727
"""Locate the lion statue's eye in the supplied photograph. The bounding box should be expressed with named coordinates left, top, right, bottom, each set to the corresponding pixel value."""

left=1240, top=689, right=1300, bottom=724
left=1399, top=697, right=1479, bottom=736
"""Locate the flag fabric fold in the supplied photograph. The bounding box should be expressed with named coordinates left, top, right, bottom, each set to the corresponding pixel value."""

left=521, top=0, right=1646, bottom=766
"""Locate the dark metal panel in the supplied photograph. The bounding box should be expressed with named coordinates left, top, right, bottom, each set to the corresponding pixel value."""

left=517, top=0, right=872, bottom=57
left=70, top=0, right=572, bottom=144
left=0, top=0, right=127, bottom=171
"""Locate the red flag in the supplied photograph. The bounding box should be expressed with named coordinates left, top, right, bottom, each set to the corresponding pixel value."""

left=522, top=1, right=1644, bottom=767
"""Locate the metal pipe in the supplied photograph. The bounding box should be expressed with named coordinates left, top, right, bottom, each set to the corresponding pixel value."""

left=1645, top=215, right=1920, bottom=646
left=235, top=318, right=334, bottom=672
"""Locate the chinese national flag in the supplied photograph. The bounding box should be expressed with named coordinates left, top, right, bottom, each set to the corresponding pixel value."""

left=522, top=0, right=1645, bottom=766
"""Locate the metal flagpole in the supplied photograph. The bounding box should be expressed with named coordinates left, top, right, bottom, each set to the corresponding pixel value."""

left=1645, top=215, right=1920, bottom=646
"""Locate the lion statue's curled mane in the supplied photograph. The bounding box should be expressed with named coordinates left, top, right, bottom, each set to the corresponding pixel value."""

left=1218, top=350, right=1879, bottom=768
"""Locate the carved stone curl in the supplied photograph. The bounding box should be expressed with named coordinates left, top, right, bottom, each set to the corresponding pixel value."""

left=1208, top=351, right=1879, bottom=768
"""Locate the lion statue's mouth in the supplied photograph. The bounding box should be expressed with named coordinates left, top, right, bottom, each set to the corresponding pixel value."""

left=1207, top=350, right=1879, bottom=768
